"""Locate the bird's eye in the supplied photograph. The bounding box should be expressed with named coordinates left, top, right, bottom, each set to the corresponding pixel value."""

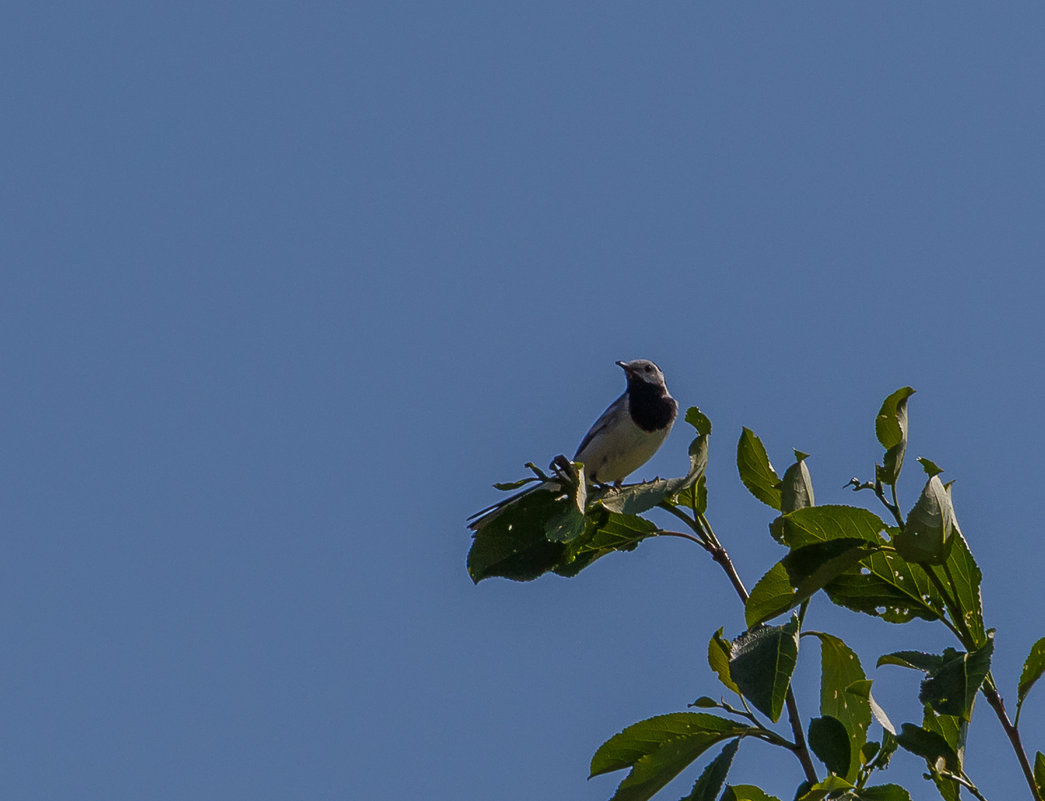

left=644, top=365, right=652, bottom=372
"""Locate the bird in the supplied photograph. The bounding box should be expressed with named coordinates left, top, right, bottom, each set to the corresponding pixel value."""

left=468, top=359, right=677, bottom=525
left=573, top=359, right=677, bottom=484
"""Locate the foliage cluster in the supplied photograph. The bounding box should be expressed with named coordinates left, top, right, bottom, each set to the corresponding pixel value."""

left=468, top=390, right=1045, bottom=801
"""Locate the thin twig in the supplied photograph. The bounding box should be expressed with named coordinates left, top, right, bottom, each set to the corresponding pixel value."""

left=656, top=529, right=711, bottom=549
left=981, top=681, right=1043, bottom=801
left=943, top=769, right=991, bottom=801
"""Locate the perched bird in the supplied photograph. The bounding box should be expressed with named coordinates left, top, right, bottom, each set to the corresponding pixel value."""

left=468, top=359, right=676, bottom=525
left=574, top=359, right=677, bottom=484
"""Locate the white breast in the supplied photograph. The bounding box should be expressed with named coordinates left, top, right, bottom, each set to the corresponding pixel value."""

left=576, top=415, right=671, bottom=483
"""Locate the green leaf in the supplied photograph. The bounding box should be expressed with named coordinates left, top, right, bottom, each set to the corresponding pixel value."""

left=554, top=511, right=657, bottom=577
left=685, top=406, right=712, bottom=437
left=825, top=545, right=945, bottom=625
left=778, top=505, right=887, bottom=548
left=675, top=475, right=708, bottom=516
left=865, top=731, right=899, bottom=772
left=709, top=627, right=742, bottom=696
left=1034, top=752, right=1045, bottom=797
left=847, top=679, right=896, bottom=736
left=808, top=715, right=851, bottom=776
left=745, top=539, right=877, bottom=627
left=875, top=387, right=915, bottom=485
left=922, top=705, right=966, bottom=770
left=744, top=562, right=792, bottom=627
left=796, top=775, right=854, bottom=800
left=467, top=489, right=569, bottom=582
left=540, top=457, right=587, bottom=542
left=877, top=644, right=989, bottom=725
left=807, top=633, right=870, bottom=780
left=917, top=457, right=944, bottom=478
left=857, top=785, right=912, bottom=801
left=780, top=508, right=955, bottom=624
left=737, top=427, right=781, bottom=510
left=544, top=489, right=588, bottom=542
left=590, top=713, right=748, bottom=801
left=681, top=739, right=739, bottom=801
left=729, top=617, right=799, bottom=722
left=1016, top=636, right=1045, bottom=725
left=877, top=651, right=944, bottom=672
left=690, top=696, right=718, bottom=709
left=880, top=639, right=993, bottom=722
left=943, top=527, right=986, bottom=647
left=780, top=452, right=815, bottom=514
left=722, top=787, right=781, bottom=801
left=895, top=723, right=960, bottom=772
left=895, top=475, right=955, bottom=565
left=918, top=634, right=993, bottom=720
left=914, top=709, right=964, bottom=801
left=491, top=476, right=542, bottom=491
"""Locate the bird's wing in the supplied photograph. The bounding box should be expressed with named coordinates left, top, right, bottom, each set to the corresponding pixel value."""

left=574, top=392, right=627, bottom=459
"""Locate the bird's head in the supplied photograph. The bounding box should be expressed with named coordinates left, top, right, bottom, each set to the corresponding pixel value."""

left=616, top=359, right=668, bottom=389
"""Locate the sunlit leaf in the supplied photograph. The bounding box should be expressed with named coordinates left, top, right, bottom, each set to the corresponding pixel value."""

left=825, top=544, right=945, bottom=624
left=737, top=428, right=781, bottom=509
left=779, top=505, right=887, bottom=548
left=795, top=775, right=854, bottom=800
left=917, top=457, right=944, bottom=477
left=847, top=679, right=896, bottom=736
left=875, top=387, right=915, bottom=485
left=807, top=632, right=870, bottom=780
left=709, top=627, right=741, bottom=696
left=590, top=713, right=749, bottom=801
left=722, top=787, right=781, bottom=801
left=685, top=406, right=712, bottom=437
left=746, top=539, right=876, bottom=627
left=944, top=527, right=986, bottom=647
left=675, top=475, right=708, bottom=516
left=1016, top=636, right=1045, bottom=725
left=922, top=705, right=966, bottom=770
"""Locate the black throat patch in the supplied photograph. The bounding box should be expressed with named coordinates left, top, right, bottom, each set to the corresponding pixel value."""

left=627, top=379, right=677, bottom=432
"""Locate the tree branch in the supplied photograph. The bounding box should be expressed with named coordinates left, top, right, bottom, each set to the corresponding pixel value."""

left=981, top=679, right=1043, bottom=801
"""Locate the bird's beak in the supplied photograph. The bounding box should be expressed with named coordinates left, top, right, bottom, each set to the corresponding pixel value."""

left=616, top=360, right=630, bottom=374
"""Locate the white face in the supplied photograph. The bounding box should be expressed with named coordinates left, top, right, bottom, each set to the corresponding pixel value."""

left=618, top=359, right=666, bottom=387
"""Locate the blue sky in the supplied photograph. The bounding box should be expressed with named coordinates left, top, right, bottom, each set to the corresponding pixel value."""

left=3, top=2, right=1044, bottom=799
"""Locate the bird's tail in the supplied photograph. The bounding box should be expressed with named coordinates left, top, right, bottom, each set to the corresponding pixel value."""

left=467, top=458, right=575, bottom=529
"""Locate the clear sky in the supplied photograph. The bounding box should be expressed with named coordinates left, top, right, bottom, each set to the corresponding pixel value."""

left=3, top=2, right=1044, bottom=799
